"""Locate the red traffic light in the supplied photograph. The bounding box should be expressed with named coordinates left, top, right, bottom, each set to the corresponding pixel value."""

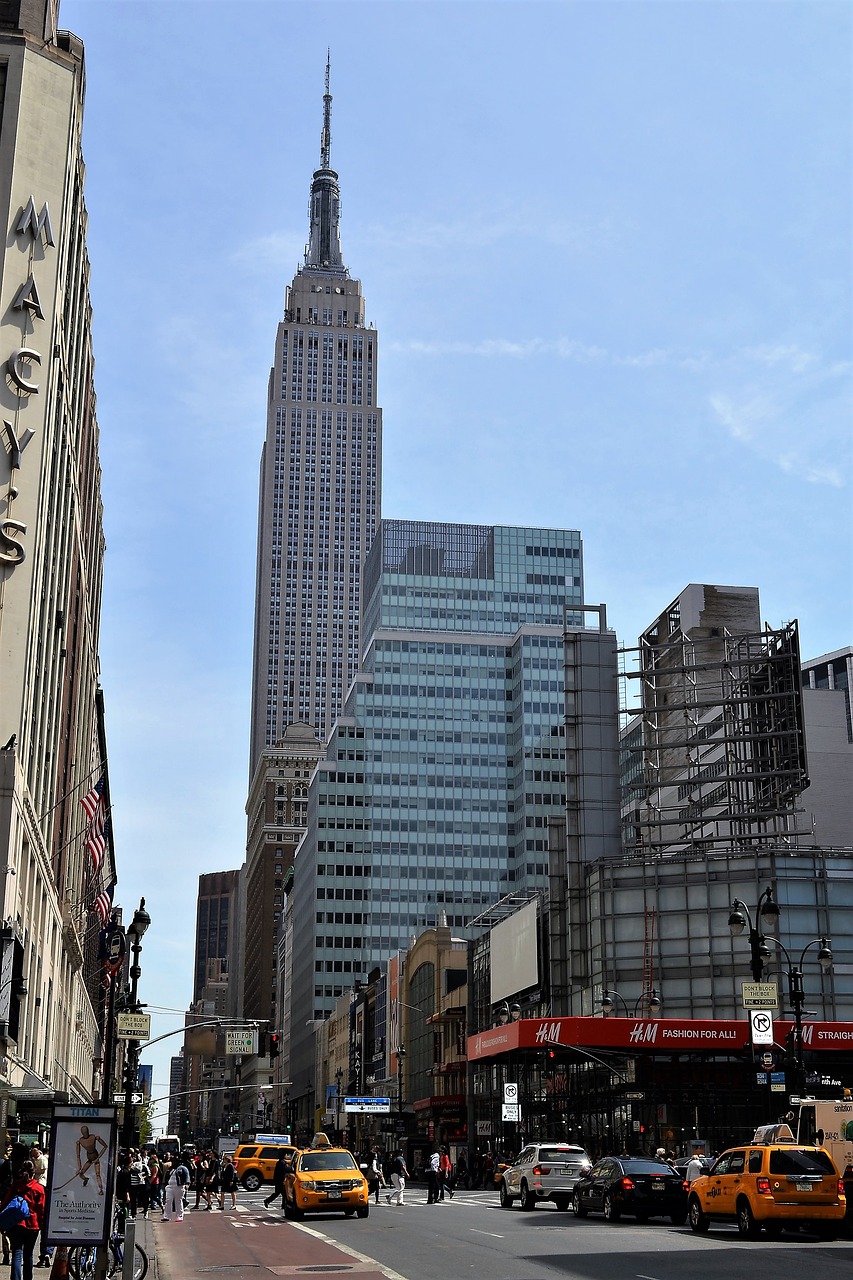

left=269, top=1032, right=281, bottom=1059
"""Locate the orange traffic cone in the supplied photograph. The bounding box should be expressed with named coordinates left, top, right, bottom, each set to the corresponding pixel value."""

left=49, top=1245, right=69, bottom=1279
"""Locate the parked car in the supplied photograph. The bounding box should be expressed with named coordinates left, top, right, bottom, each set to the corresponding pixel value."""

left=499, top=1143, right=592, bottom=1211
left=284, top=1132, right=370, bottom=1219
left=572, top=1156, right=689, bottom=1224
left=688, top=1124, right=846, bottom=1239
left=233, top=1141, right=299, bottom=1191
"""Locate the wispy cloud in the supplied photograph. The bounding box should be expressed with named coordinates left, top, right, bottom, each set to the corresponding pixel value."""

left=361, top=205, right=620, bottom=256
left=741, top=343, right=819, bottom=374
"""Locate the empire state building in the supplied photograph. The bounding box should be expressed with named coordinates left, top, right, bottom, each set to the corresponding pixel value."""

left=249, top=67, right=381, bottom=773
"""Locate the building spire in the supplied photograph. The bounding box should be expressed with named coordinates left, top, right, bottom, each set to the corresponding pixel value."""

left=305, top=52, right=344, bottom=271
left=320, top=49, right=332, bottom=171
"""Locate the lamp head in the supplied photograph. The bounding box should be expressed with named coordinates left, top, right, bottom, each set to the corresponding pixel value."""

left=818, top=939, right=833, bottom=971
left=600, top=992, right=614, bottom=1013
left=648, top=989, right=662, bottom=1014
left=728, top=903, right=746, bottom=936
left=497, top=1002, right=510, bottom=1025
left=509, top=1003, right=522, bottom=1022
left=128, top=897, right=151, bottom=940
left=759, top=889, right=780, bottom=924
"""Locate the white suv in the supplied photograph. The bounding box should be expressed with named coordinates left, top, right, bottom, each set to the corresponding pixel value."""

left=499, top=1143, right=592, bottom=1211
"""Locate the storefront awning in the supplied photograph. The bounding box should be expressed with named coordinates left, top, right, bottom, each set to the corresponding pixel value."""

left=467, top=1015, right=853, bottom=1061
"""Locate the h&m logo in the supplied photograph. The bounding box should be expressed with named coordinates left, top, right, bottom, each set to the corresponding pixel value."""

left=629, top=1022, right=659, bottom=1044
left=535, top=1022, right=563, bottom=1046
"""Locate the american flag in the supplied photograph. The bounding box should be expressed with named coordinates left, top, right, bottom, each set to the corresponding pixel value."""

left=93, top=880, right=115, bottom=925
left=81, top=776, right=106, bottom=870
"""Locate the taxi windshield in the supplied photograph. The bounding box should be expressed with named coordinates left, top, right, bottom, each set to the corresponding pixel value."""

left=300, top=1152, right=359, bottom=1173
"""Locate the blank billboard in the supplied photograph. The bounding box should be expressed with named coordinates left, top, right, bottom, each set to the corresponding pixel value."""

left=490, top=899, right=538, bottom=1006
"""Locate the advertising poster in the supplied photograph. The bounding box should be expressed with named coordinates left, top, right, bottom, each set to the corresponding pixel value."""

left=44, top=1105, right=117, bottom=1246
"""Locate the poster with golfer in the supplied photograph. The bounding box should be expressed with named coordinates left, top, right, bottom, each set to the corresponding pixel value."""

left=44, top=1105, right=117, bottom=1245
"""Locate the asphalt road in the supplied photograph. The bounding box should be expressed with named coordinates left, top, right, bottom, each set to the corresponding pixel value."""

left=237, top=1186, right=853, bottom=1280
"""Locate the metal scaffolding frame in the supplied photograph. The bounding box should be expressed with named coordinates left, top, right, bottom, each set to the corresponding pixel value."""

left=619, top=619, right=808, bottom=859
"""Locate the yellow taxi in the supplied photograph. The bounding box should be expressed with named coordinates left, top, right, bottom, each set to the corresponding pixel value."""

left=233, top=1140, right=298, bottom=1191
left=284, top=1133, right=370, bottom=1219
left=688, top=1123, right=846, bottom=1239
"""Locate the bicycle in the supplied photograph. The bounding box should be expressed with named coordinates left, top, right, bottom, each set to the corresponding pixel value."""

left=67, top=1206, right=148, bottom=1280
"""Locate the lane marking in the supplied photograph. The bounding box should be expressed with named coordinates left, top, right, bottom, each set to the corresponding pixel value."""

left=469, top=1229, right=505, bottom=1238
left=290, top=1220, right=410, bottom=1280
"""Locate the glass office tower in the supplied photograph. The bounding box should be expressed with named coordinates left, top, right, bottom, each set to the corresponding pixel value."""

left=287, top=521, right=583, bottom=1077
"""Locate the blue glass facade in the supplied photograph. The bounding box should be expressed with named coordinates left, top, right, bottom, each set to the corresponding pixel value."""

left=288, top=521, right=583, bottom=1057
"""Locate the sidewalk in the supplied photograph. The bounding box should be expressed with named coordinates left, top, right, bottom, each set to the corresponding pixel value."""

left=136, top=1203, right=402, bottom=1280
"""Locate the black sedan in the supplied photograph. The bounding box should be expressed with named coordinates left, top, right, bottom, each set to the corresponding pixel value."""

left=572, top=1157, right=689, bottom=1224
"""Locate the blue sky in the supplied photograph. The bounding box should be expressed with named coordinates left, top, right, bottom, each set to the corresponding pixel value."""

left=60, top=0, right=851, bottom=1120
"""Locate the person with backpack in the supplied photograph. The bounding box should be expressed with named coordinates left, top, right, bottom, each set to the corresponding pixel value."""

left=0, top=1158, right=44, bottom=1280
left=161, top=1154, right=190, bottom=1223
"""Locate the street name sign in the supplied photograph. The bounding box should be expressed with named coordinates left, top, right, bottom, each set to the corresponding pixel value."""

left=742, top=982, right=779, bottom=1009
left=344, top=1096, right=391, bottom=1113
left=116, top=1012, right=151, bottom=1040
left=113, top=1092, right=143, bottom=1105
left=225, top=1028, right=257, bottom=1055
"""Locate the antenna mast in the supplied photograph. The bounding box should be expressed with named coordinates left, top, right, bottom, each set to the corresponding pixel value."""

left=320, top=50, right=332, bottom=170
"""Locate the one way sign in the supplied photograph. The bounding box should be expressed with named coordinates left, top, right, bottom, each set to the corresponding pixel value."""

left=750, top=1010, right=774, bottom=1046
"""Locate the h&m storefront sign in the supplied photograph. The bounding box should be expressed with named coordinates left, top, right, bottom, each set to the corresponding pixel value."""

left=467, top=1016, right=853, bottom=1061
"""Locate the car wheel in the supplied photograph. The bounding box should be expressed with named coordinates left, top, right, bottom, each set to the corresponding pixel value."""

left=603, top=1193, right=621, bottom=1222
left=499, top=1181, right=512, bottom=1209
left=519, top=1181, right=536, bottom=1211
left=242, top=1172, right=261, bottom=1192
left=688, top=1196, right=710, bottom=1233
left=553, top=1196, right=570, bottom=1212
left=344, top=1209, right=355, bottom=1217
left=356, top=1206, right=369, bottom=1218
left=572, top=1193, right=588, bottom=1218
left=736, top=1198, right=760, bottom=1238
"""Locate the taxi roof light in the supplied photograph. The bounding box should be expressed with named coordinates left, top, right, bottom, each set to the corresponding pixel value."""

left=752, top=1123, right=795, bottom=1146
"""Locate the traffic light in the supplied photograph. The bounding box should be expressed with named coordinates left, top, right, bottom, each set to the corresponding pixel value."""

left=257, top=1030, right=268, bottom=1056
left=269, top=1032, right=281, bottom=1060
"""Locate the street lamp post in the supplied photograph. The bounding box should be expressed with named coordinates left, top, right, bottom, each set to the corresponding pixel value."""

left=727, top=887, right=780, bottom=981
left=120, top=898, right=150, bottom=1151
left=728, top=887, right=833, bottom=1097
left=600, top=989, right=662, bottom=1017
left=396, top=1046, right=406, bottom=1133
left=771, top=936, right=833, bottom=1097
